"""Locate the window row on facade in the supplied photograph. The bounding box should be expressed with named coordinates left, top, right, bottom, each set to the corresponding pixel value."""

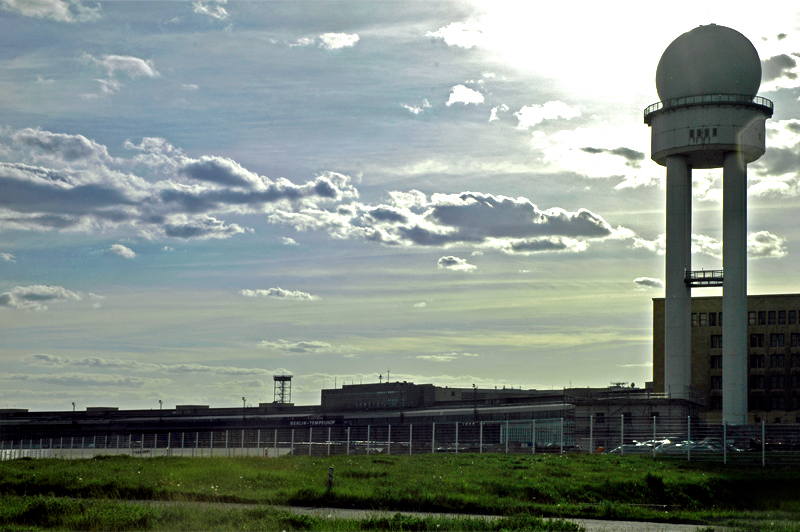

left=709, top=354, right=800, bottom=369
left=709, top=374, right=800, bottom=390
left=748, top=310, right=799, bottom=326
left=693, top=310, right=800, bottom=327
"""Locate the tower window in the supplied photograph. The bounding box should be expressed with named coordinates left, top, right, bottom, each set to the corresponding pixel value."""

left=691, top=313, right=698, bottom=327
left=769, top=311, right=776, bottom=325
left=699, top=313, right=708, bottom=326
left=709, top=312, right=717, bottom=326
left=789, top=310, right=796, bottom=324
left=749, top=311, right=756, bottom=325
left=759, top=311, right=766, bottom=325
left=689, top=129, right=694, bottom=139
left=711, top=335, right=722, bottom=348
left=712, top=128, right=718, bottom=136
left=779, top=311, right=786, bottom=324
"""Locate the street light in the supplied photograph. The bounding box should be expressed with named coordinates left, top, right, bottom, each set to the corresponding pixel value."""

left=72, top=402, right=75, bottom=412
left=242, top=397, right=246, bottom=408
left=158, top=399, right=162, bottom=410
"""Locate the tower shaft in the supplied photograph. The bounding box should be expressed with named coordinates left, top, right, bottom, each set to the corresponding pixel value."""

left=664, top=155, right=692, bottom=398
left=722, top=151, right=748, bottom=424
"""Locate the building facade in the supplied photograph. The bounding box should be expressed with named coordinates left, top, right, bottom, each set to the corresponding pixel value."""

left=653, top=294, right=800, bottom=424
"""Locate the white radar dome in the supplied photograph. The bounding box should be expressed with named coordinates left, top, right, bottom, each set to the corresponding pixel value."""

left=656, top=24, right=762, bottom=102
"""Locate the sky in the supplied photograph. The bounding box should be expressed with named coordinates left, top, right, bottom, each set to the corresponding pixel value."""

left=2, top=0, right=800, bottom=411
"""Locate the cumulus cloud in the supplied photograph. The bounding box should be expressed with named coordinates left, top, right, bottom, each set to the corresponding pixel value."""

left=239, top=287, right=321, bottom=300
left=280, top=237, right=298, bottom=246
left=748, top=231, right=787, bottom=259
left=446, top=85, right=484, bottom=106
left=0, top=0, right=100, bottom=22
left=0, top=251, right=15, bottom=262
left=515, top=101, right=580, bottom=129
left=426, top=21, right=486, bottom=48
left=0, top=127, right=358, bottom=240
left=634, top=277, right=664, bottom=289
left=270, top=190, right=627, bottom=256
left=0, top=285, right=81, bottom=311
left=489, top=104, right=509, bottom=122
left=109, top=243, right=135, bottom=258
left=318, top=33, right=359, bottom=50
left=437, top=255, right=476, bottom=272
left=192, top=0, right=228, bottom=20
left=413, top=301, right=427, bottom=308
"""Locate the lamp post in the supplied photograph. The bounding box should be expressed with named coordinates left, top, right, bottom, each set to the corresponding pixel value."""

left=72, top=402, right=75, bottom=412
left=158, top=399, right=162, bottom=410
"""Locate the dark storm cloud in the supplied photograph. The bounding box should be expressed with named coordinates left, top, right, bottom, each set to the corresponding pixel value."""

left=179, top=156, right=262, bottom=189
left=762, top=54, right=798, bottom=82
left=580, top=147, right=645, bottom=167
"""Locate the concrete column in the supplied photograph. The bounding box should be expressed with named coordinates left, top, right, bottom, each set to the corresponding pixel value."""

left=723, top=150, right=748, bottom=425
left=664, top=155, right=692, bottom=398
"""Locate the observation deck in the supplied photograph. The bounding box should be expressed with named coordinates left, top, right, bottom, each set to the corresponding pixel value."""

left=644, top=94, right=773, bottom=124
left=684, top=269, right=723, bottom=288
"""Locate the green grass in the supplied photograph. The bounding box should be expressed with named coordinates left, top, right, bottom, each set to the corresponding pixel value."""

left=1, top=453, right=800, bottom=530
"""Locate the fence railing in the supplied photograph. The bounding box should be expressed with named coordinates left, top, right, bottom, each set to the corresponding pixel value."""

left=3, top=417, right=800, bottom=466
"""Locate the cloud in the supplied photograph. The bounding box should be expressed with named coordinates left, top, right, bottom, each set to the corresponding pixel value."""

left=239, top=287, right=321, bottom=300
left=748, top=231, right=787, bottom=259
left=192, top=0, right=228, bottom=21
left=515, top=101, right=580, bottom=129
left=634, top=277, right=664, bottom=289
left=615, top=174, right=659, bottom=190
left=631, top=231, right=787, bottom=260
left=489, top=104, right=509, bottom=122
left=164, top=215, right=247, bottom=240
left=413, top=301, right=427, bottom=308
left=182, top=84, right=199, bottom=91
left=437, top=255, right=476, bottom=272
left=280, top=237, right=298, bottom=246
left=416, top=352, right=481, bottom=362
left=1, top=372, right=168, bottom=387
left=85, top=54, right=160, bottom=79
left=258, top=339, right=334, bottom=353
left=0, top=252, right=15, bottom=262
left=318, top=33, right=359, bottom=50
left=0, top=127, right=358, bottom=240
left=271, top=190, right=626, bottom=255
left=762, top=54, right=798, bottom=82
left=0, top=285, right=81, bottom=311
left=109, top=243, right=136, bottom=258
left=11, top=127, right=114, bottom=164
left=0, top=0, right=100, bottom=22
left=446, top=85, right=484, bottom=106
left=426, top=21, right=486, bottom=48
left=401, top=99, right=431, bottom=114
left=21, top=353, right=274, bottom=376
left=580, top=146, right=645, bottom=168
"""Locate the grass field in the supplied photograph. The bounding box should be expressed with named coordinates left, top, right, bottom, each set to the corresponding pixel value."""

left=1, top=453, right=799, bottom=531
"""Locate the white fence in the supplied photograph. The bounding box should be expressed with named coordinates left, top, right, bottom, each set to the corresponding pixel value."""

left=3, top=417, right=800, bottom=466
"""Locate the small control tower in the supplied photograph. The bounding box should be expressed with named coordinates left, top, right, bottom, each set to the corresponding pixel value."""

left=273, top=374, right=292, bottom=404
left=645, top=24, right=773, bottom=425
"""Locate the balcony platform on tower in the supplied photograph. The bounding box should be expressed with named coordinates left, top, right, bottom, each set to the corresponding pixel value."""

left=685, top=270, right=724, bottom=288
